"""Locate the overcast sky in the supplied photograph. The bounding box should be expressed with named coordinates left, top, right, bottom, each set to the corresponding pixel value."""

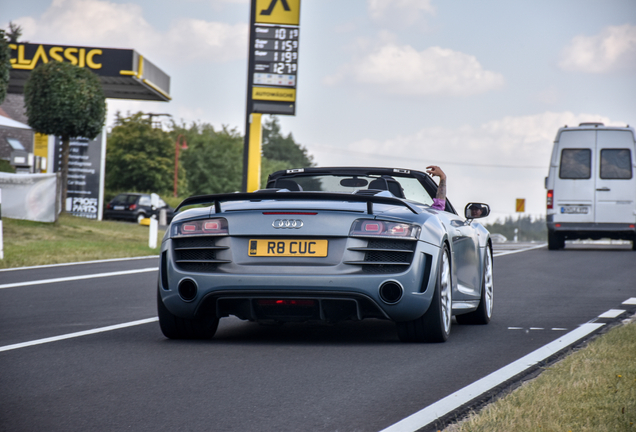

left=2, top=0, right=636, bottom=222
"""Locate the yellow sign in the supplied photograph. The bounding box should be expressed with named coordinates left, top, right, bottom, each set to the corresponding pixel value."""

left=255, top=0, right=300, bottom=25
left=516, top=198, right=525, bottom=213
left=10, top=44, right=102, bottom=70
left=249, top=239, right=328, bottom=257
left=252, top=86, right=296, bottom=102
left=34, top=133, right=48, bottom=158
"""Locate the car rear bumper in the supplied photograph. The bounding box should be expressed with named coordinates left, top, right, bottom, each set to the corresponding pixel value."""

left=547, top=221, right=636, bottom=240
left=159, top=238, right=441, bottom=323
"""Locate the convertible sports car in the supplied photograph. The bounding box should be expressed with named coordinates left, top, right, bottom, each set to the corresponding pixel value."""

left=157, top=167, right=494, bottom=342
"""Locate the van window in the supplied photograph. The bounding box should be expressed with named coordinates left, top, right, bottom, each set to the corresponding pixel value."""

left=600, top=149, right=632, bottom=179
left=560, top=149, right=591, bottom=179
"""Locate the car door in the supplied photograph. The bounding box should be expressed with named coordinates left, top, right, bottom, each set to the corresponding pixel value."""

left=439, top=213, right=481, bottom=298
left=554, top=130, right=596, bottom=223
left=595, top=130, right=636, bottom=224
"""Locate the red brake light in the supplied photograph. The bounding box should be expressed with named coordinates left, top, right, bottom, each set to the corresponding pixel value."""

left=546, top=190, right=554, bottom=209
left=349, top=219, right=420, bottom=239
left=257, top=299, right=316, bottom=306
left=172, top=218, right=229, bottom=237
left=129, top=204, right=137, bottom=211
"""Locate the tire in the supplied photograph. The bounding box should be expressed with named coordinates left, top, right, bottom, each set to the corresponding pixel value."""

left=547, top=230, right=564, bottom=250
left=456, top=245, right=493, bottom=325
left=137, top=213, right=147, bottom=224
left=397, top=244, right=452, bottom=343
left=157, top=289, right=219, bottom=339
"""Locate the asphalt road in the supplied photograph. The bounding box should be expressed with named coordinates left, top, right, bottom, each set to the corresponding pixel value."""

left=1, top=243, right=634, bottom=432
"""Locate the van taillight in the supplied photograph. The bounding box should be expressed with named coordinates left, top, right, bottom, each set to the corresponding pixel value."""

left=546, top=190, right=554, bottom=209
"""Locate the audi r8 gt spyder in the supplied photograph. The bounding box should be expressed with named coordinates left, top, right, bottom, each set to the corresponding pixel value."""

left=157, top=167, right=494, bottom=343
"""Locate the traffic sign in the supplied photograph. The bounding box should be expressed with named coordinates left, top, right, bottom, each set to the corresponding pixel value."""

left=516, top=198, right=525, bottom=213
left=255, top=0, right=301, bottom=25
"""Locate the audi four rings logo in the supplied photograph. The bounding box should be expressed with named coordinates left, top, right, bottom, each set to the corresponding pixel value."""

left=272, top=219, right=304, bottom=229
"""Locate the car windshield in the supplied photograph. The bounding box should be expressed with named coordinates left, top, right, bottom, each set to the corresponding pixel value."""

left=275, top=174, right=435, bottom=206
left=111, top=194, right=139, bottom=204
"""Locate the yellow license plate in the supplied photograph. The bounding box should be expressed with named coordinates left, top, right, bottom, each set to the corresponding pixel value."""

left=248, top=239, right=328, bottom=257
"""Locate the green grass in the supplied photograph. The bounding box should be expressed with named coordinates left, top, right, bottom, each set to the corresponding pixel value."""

left=444, top=320, right=636, bottom=432
left=0, top=213, right=164, bottom=269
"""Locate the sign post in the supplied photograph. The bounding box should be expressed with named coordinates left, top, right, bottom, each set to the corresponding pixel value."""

left=242, top=0, right=301, bottom=192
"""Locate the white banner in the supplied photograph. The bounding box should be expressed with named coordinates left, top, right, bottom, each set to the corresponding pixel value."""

left=0, top=172, right=60, bottom=222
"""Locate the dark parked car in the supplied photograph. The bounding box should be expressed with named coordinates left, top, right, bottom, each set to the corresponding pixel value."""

left=104, top=193, right=174, bottom=223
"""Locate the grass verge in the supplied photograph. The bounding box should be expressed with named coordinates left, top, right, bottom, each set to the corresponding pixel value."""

left=0, top=213, right=163, bottom=269
left=444, top=319, right=636, bottom=432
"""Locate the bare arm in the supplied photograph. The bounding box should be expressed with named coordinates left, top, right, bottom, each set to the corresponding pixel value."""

left=426, top=165, right=446, bottom=201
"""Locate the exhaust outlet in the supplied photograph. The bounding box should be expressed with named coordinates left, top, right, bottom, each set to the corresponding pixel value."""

left=379, top=281, right=403, bottom=304
left=178, top=279, right=198, bottom=302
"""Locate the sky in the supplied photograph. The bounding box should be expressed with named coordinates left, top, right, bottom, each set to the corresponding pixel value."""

left=2, top=0, right=636, bottom=222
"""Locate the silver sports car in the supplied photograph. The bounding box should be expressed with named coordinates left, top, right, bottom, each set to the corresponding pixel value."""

left=157, top=167, right=494, bottom=342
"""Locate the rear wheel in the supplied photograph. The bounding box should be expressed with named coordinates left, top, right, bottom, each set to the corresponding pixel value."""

left=397, top=245, right=452, bottom=343
left=456, top=245, right=493, bottom=325
left=547, top=230, right=564, bottom=250
left=157, top=289, right=219, bottom=339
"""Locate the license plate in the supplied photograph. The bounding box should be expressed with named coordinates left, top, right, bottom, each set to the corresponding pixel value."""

left=248, top=239, right=328, bottom=257
left=114, top=205, right=125, bottom=210
left=561, top=206, right=589, bottom=214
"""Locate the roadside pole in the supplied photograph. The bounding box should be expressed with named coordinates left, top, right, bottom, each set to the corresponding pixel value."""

left=0, top=189, right=3, bottom=259
left=149, top=193, right=159, bottom=249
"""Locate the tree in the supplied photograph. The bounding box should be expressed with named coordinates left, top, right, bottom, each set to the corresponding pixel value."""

left=178, top=123, right=244, bottom=195
left=262, top=116, right=314, bottom=169
left=0, top=29, right=10, bottom=105
left=106, top=113, right=181, bottom=195
left=24, top=61, right=105, bottom=209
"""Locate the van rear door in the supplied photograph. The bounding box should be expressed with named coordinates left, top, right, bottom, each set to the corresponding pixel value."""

left=555, top=130, right=596, bottom=223
left=595, top=130, right=636, bottom=224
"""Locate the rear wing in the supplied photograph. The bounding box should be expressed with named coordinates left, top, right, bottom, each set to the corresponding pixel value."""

left=175, top=191, right=421, bottom=215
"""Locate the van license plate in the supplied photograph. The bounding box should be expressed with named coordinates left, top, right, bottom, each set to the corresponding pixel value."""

left=561, top=206, right=589, bottom=214
left=248, top=239, right=328, bottom=257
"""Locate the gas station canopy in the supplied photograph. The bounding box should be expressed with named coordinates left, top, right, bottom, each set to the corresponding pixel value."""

left=9, top=43, right=171, bottom=102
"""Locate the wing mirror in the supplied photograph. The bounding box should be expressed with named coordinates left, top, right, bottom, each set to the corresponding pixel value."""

left=465, top=203, right=490, bottom=220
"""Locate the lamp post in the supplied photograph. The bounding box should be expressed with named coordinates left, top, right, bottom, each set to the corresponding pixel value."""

left=174, top=134, right=188, bottom=197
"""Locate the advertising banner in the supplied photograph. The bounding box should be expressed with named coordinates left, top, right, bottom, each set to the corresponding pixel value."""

left=53, top=132, right=106, bottom=220
left=0, top=172, right=60, bottom=222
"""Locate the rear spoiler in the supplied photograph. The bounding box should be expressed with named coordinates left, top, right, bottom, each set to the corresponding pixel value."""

left=175, top=191, right=421, bottom=215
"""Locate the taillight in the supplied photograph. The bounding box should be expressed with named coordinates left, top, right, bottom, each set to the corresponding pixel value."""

left=546, top=190, right=554, bottom=209
left=129, top=204, right=137, bottom=211
left=349, top=219, right=420, bottom=239
left=171, top=218, right=228, bottom=237
left=106, top=203, right=112, bottom=209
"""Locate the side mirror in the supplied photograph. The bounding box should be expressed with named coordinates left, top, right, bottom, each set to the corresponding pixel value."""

left=465, top=203, right=490, bottom=220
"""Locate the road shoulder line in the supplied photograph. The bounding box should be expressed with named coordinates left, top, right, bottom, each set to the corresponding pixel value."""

left=379, top=322, right=605, bottom=432
left=0, top=318, right=159, bottom=353
left=0, top=267, right=158, bottom=290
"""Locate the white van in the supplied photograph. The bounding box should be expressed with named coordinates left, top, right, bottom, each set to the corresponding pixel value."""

left=545, top=122, right=636, bottom=250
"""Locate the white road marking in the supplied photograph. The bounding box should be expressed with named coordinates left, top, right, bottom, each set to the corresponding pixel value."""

left=529, top=327, right=544, bottom=330
left=508, top=327, right=523, bottom=330
left=623, top=298, right=636, bottom=305
left=551, top=328, right=568, bottom=331
left=0, top=317, right=159, bottom=353
left=379, top=322, right=605, bottom=432
left=0, top=256, right=159, bottom=273
left=0, top=268, right=158, bottom=290
left=598, top=309, right=625, bottom=319
left=492, top=243, right=546, bottom=257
